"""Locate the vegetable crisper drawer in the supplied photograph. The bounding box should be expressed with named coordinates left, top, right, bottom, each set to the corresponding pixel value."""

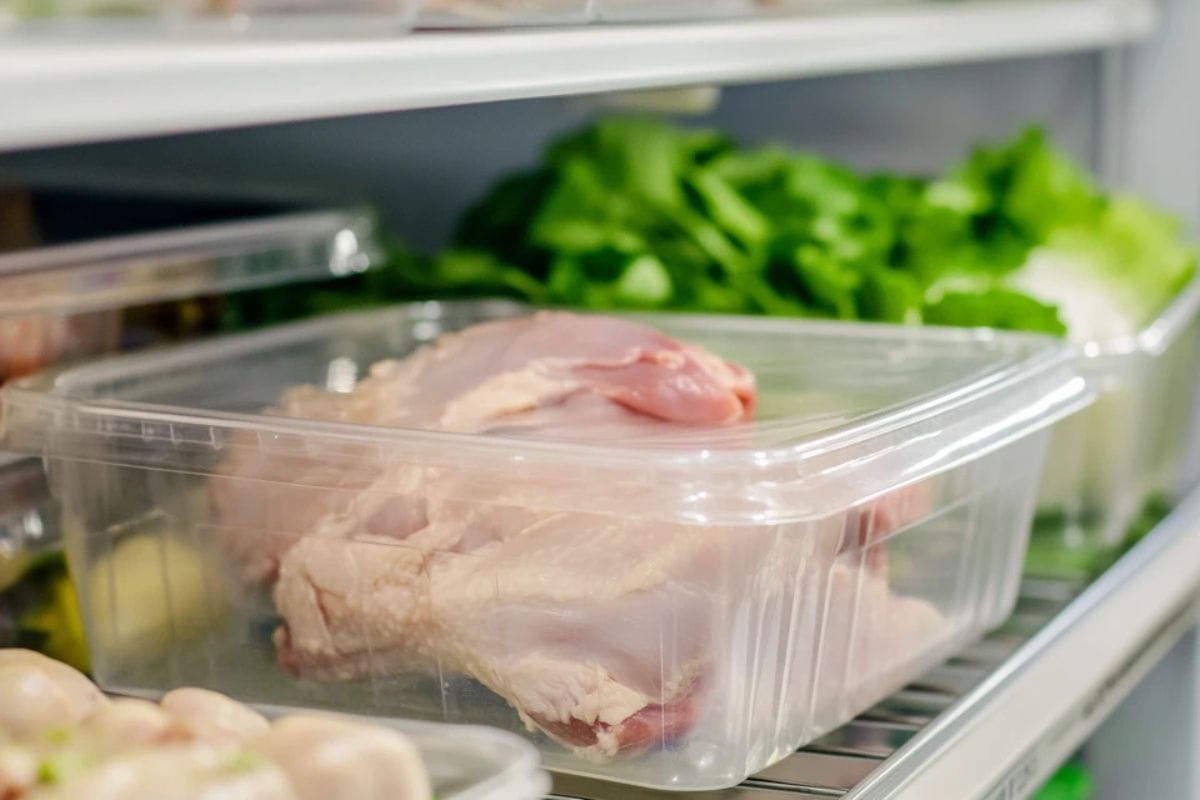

left=0, top=301, right=1089, bottom=790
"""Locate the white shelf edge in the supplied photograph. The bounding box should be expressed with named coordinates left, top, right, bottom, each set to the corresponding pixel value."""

left=845, top=490, right=1200, bottom=800
left=0, top=0, right=1158, bottom=151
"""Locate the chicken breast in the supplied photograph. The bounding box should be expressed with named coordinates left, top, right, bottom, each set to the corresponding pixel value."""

left=251, top=716, right=430, bottom=800
left=0, top=651, right=107, bottom=739
left=160, top=689, right=271, bottom=749
left=30, top=745, right=295, bottom=800
left=0, top=651, right=433, bottom=800
left=81, top=699, right=172, bottom=751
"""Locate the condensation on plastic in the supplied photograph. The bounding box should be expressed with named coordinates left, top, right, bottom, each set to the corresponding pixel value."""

left=0, top=301, right=1089, bottom=790
left=1034, top=275, right=1200, bottom=553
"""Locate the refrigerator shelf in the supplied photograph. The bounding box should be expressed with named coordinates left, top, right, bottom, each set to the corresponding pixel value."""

left=548, top=488, right=1200, bottom=800
left=0, top=0, right=1156, bottom=152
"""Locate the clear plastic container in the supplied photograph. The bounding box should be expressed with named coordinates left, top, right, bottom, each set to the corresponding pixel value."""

left=0, top=454, right=87, bottom=670
left=414, top=0, right=590, bottom=28
left=0, top=0, right=417, bottom=36
left=0, top=301, right=1089, bottom=790
left=593, top=0, right=750, bottom=22
left=0, top=200, right=381, bottom=669
left=1026, top=277, right=1200, bottom=576
left=0, top=204, right=380, bottom=384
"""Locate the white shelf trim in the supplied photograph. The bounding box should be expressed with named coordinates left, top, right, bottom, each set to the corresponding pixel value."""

left=846, top=490, right=1200, bottom=800
left=0, top=0, right=1157, bottom=150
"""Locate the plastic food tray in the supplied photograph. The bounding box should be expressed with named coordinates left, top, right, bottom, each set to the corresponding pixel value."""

left=0, top=202, right=381, bottom=667
left=0, top=0, right=417, bottom=36
left=414, top=0, right=591, bottom=28
left=0, top=301, right=1089, bottom=789
left=0, top=454, right=83, bottom=667
left=1027, top=276, right=1200, bottom=574
left=593, top=0, right=751, bottom=22
left=0, top=205, right=379, bottom=384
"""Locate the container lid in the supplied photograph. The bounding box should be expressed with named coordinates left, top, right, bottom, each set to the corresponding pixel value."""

left=0, top=206, right=380, bottom=318
left=1076, top=272, right=1200, bottom=360
left=0, top=301, right=1091, bottom=524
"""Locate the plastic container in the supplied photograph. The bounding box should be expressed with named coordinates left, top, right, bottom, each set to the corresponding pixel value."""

left=1026, top=277, right=1200, bottom=576
left=0, top=199, right=381, bottom=668
left=0, top=203, right=380, bottom=384
left=0, top=454, right=88, bottom=670
left=414, top=0, right=590, bottom=29
left=593, top=0, right=749, bottom=22
left=0, top=301, right=1089, bottom=790
left=0, top=0, right=417, bottom=36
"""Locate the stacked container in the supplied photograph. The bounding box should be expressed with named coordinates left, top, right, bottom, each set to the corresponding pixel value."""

left=0, top=0, right=417, bottom=34
left=0, top=300, right=1088, bottom=789
left=0, top=196, right=382, bottom=670
left=1026, top=277, right=1200, bottom=576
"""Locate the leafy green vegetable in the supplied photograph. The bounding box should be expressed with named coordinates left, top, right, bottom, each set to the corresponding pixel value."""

left=1033, top=761, right=1093, bottom=800
left=257, top=118, right=1194, bottom=340
left=924, top=288, right=1067, bottom=335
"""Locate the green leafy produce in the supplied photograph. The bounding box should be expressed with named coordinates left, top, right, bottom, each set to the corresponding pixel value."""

left=1033, top=761, right=1093, bottom=800
left=377, top=119, right=1194, bottom=340
left=218, top=119, right=1194, bottom=342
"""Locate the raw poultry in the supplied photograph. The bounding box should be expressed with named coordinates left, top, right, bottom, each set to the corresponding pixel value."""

left=0, top=649, right=431, bottom=800
left=210, top=310, right=943, bottom=762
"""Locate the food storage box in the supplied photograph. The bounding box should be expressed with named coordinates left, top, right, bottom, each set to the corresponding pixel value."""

left=0, top=202, right=380, bottom=383
left=0, top=198, right=382, bottom=667
left=0, top=301, right=1089, bottom=790
left=0, top=0, right=417, bottom=36
left=414, top=0, right=590, bottom=29
left=0, top=455, right=89, bottom=671
left=593, top=0, right=750, bottom=22
left=1026, top=276, right=1200, bottom=576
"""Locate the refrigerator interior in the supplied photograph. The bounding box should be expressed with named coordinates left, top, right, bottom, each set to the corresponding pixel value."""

left=1, top=0, right=1198, bottom=796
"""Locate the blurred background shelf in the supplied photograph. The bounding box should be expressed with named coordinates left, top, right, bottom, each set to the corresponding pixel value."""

left=0, top=0, right=1156, bottom=152
left=547, top=488, right=1200, bottom=799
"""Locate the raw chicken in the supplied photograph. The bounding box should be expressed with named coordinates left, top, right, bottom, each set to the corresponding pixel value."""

left=160, top=689, right=270, bottom=749
left=0, top=649, right=432, bottom=800
left=0, top=312, right=121, bottom=386
left=0, top=650, right=106, bottom=739
left=81, top=699, right=172, bottom=750
left=0, top=745, right=37, bottom=799
left=210, top=310, right=755, bottom=583
left=252, top=716, right=430, bottom=800
left=32, top=745, right=295, bottom=800
left=211, top=311, right=940, bottom=761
